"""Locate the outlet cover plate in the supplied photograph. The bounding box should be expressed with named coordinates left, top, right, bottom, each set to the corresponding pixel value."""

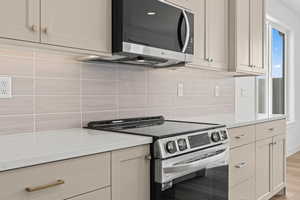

left=0, top=76, right=12, bottom=98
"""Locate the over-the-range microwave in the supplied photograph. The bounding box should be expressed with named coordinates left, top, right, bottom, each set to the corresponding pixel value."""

left=80, top=0, right=194, bottom=68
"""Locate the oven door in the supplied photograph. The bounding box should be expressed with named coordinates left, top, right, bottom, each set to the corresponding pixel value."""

left=154, top=145, right=229, bottom=200
left=114, top=0, right=194, bottom=55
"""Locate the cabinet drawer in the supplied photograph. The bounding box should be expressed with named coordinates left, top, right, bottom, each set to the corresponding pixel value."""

left=0, top=153, right=110, bottom=200
left=230, top=143, right=255, bottom=187
left=229, top=125, right=255, bottom=148
left=256, top=120, right=286, bottom=141
left=230, top=178, right=255, bottom=200
left=69, top=187, right=111, bottom=200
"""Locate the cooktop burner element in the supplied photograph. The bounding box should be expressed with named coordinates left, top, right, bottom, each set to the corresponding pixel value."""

left=87, top=116, right=225, bottom=139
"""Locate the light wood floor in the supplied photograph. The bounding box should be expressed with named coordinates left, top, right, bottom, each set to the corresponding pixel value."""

left=272, top=152, right=300, bottom=200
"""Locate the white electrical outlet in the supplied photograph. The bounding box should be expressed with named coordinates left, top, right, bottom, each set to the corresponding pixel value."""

left=0, top=76, right=12, bottom=98
left=177, top=82, right=184, bottom=97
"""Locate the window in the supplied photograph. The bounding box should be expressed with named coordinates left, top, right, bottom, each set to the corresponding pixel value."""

left=257, top=22, right=288, bottom=118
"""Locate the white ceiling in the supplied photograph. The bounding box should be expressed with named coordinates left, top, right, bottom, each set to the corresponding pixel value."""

left=281, top=0, right=300, bottom=13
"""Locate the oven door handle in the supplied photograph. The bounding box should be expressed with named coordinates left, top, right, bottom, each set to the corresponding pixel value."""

left=163, top=149, right=227, bottom=174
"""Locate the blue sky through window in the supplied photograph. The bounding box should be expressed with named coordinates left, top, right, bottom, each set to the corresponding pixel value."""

left=272, top=28, right=284, bottom=78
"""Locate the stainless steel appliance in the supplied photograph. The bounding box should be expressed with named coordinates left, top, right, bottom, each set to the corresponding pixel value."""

left=87, top=116, right=229, bottom=200
left=80, top=0, right=194, bottom=68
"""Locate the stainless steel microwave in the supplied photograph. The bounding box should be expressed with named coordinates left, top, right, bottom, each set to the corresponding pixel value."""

left=81, top=0, right=194, bottom=68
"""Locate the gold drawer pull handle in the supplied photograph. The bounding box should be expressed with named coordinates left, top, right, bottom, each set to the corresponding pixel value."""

left=235, top=162, right=247, bottom=169
left=268, top=128, right=275, bottom=131
left=235, top=134, right=245, bottom=139
left=25, top=180, right=65, bottom=192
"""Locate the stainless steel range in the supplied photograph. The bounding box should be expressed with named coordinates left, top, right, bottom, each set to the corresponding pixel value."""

left=87, top=116, right=229, bottom=200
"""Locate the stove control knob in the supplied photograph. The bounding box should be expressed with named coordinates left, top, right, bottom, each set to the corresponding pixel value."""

left=211, top=132, right=221, bottom=143
left=177, top=139, right=188, bottom=151
left=166, top=141, right=177, bottom=154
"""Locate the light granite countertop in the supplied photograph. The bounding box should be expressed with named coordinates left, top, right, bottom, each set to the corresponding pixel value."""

left=0, top=128, right=152, bottom=172
left=171, top=114, right=287, bottom=129
left=224, top=114, right=287, bottom=129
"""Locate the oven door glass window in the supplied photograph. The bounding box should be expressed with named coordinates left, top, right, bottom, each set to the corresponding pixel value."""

left=155, top=164, right=228, bottom=200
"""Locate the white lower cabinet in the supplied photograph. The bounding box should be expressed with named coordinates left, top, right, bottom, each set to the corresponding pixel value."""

left=112, top=145, right=150, bottom=200
left=230, top=178, right=255, bottom=200
left=255, top=138, right=273, bottom=200
left=68, top=187, right=111, bottom=200
left=229, top=119, right=286, bottom=200
left=0, top=145, right=150, bottom=200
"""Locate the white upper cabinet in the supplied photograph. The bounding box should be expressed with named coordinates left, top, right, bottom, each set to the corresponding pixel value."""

left=190, top=0, right=206, bottom=67
left=0, top=0, right=40, bottom=42
left=164, top=0, right=195, bottom=10
left=251, top=0, right=265, bottom=73
left=206, top=0, right=229, bottom=70
left=40, top=0, right=111, bottom=53
left=189, top=0, right=229, bottom=71
left=229, top=0, right=265, bottom=75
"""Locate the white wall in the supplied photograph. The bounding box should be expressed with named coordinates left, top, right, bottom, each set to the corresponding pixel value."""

left=236, top=0, right=300, bottom=155
left=268, top=0, right=300, bottom=155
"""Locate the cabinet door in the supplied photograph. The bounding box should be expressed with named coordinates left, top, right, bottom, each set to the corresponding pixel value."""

left=0, top=0, right=40, bottom=42
left=236, top=0, right=252, bottom=72
left=230, top=178, right=255, bottom=200
left=206, top=0, right=229, bottom=70
left=41, top=0, right=111, bottom=53
left=272, top=134, right=286, bottom=192
left=255, top=138, right=273, bottom=200
left=164, top=0, right=194, bottom=10
left=112, top=145, right=150, bottom=200
left=190, top=0, right=206, bottom=67
left=251, top=0, right=265, bottom=73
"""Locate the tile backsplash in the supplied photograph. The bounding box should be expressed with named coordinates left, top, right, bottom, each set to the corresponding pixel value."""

left=0, top=45, right=235, bottom=135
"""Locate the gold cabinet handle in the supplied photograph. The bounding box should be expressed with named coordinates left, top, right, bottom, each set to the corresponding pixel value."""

left=42, top=27, right=48, bottom=34
left=235, top=162, right=247, bottom=169
left=235, top=134, right=245, bottom=139
left=30, top=25, right=38, bottom=32
left=25, top=180, right=65, bottom=192
left=268, top=128, right=275, bottom=131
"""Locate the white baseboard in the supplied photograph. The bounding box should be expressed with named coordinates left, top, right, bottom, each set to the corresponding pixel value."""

left=287, top=145, right=300, bottom=157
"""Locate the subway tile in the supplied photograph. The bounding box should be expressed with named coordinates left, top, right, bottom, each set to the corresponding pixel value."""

left=183, top=80, right=213, bottom=96
left=118, top=81, right=147, bottom=95
left=119, top=95, right=147, bottom=109
left=82, top=111, right=118, bottom=126
left=119, top=109, right=147, bottom=119
left=35, top=113, right=81, bottom=132
left=0, top=44, right=35, bottom=58
left=12, top=77, right=34, bottom=95
left=36, top=96, right=80, bottom=114
left=81, top=62, right=118, bottom=80
left=81, top=80, right=117, bottom=95
left=0, top=56, right=34, bottom=77
left=82, top=95, right=118, bottom=112
left=0, top=97, right=34, bottom=115
left=145, top=108, right=174, bottom=119
left=0, top=115, right=34, bottom=135
left=35, top=59, right=81, bottom=79
left=36, top=79, right=80, bottom=95
left=147, top=95, right=175, bottom=108
left=118, top=65, right=147, bottom=82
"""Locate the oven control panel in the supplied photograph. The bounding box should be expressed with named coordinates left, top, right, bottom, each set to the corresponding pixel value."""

left=154, top=128, right=229, bottom=159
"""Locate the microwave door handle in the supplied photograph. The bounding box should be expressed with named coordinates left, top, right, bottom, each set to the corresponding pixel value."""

left=182, top=10, right=190, bottom=53
left=163, top=150, right=227, bottom=174
left=177, top=13, right=184, bottom=50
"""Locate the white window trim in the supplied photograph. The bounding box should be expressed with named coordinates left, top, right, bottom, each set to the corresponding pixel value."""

left=257, top=16, right=295, bottom=124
